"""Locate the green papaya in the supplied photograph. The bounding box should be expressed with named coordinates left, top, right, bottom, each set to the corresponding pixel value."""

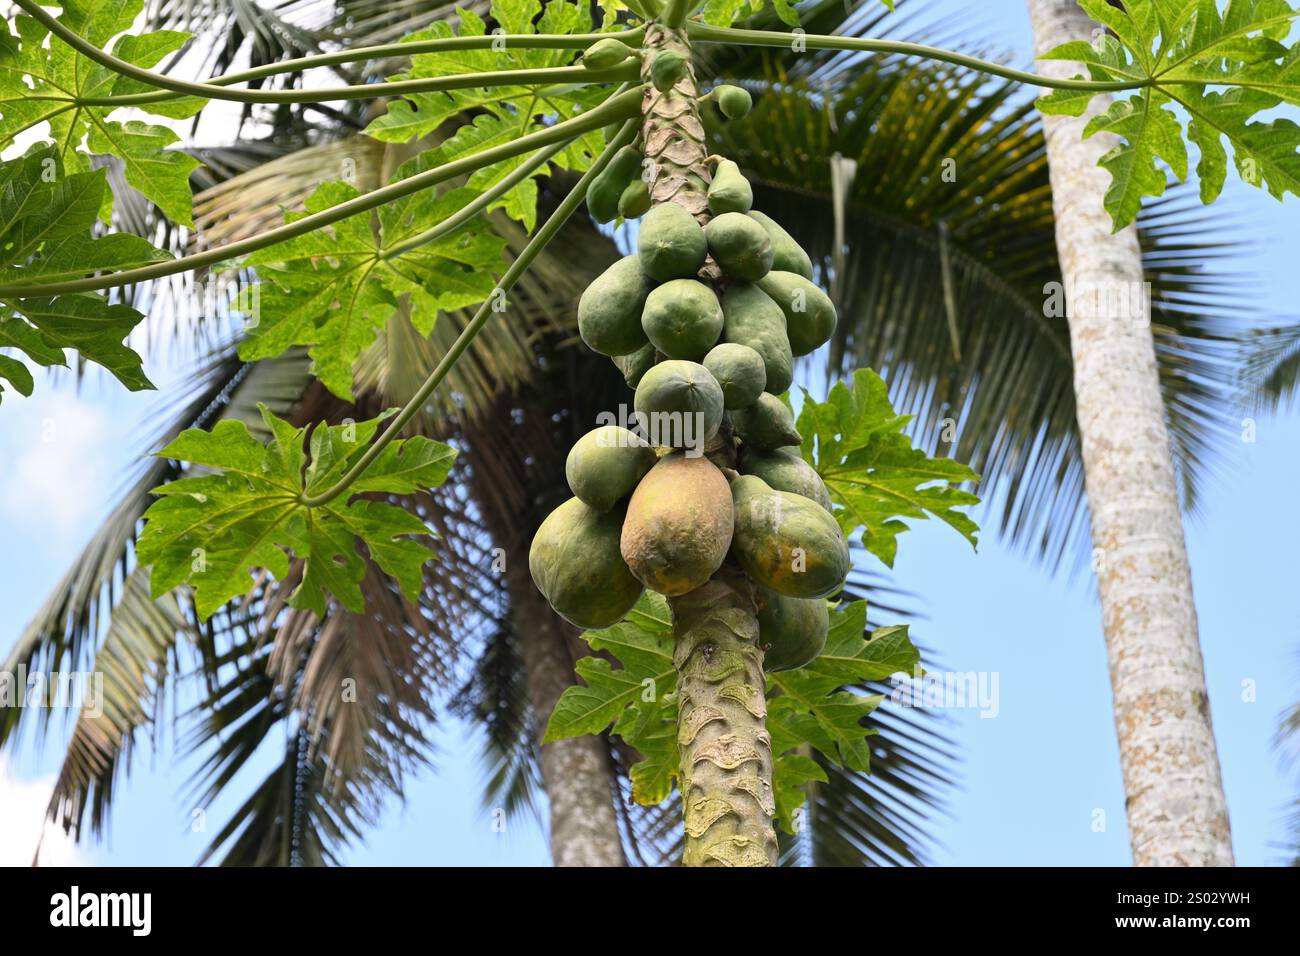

left=707, top=159, right=753, bottom=215
left=702, top=342, right=766, bottom=410
left=578, top=255, right=654, bottom=356
left=756, top=587, right=829, bottom=671
left=529, top=497, right=644, bottom=628
left=739, top=445, right=832, bottom=512
left=720, top=282, right=793, bottom=394
left=582, top=37, right=634, bottom=71
left=587, top=146, right=643, bottom=224
left=747, top=210, right=813, bottom=280
left=618, top=179, right=651, bottom=219
left=731, top=392, right=801, bottom=449
left=638, top=202, right=708, bottom=281
left=612, top=342, right=657, bottom=388
left=730, top=475, right=850, bottom=599
left=757, top=270, right=837, bottom=356
left=641, top=278, right=724, bottom=360
left=705, top=211, right=774, bottom=281
left=651, top=50, right=688, bottom=92
left=715, top=84, right=753, bottom=120
left=620, top=453, right=734, bottom=595
left=633, top=359, right=725, bottom=448
left=566, top=425, right=658, bottom=513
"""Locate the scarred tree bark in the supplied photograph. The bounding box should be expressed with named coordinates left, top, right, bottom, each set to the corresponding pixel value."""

left=1027, top=0, right=1233, bottom=866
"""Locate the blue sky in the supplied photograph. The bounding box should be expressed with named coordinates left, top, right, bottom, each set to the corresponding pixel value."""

left=2, top=1, right=1299, bottom=866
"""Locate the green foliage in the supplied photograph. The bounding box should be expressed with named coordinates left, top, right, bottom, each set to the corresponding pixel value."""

left=798, top=368, right=979, bottom=567
left=136, top=404, right=457, bottom=620
left=701, top=0, right=892, bottom=29
left=1036, top=0, right=1300, bottom=229
left=0, top=0, right=205, bottom=224
left=0, top=146, right=170, bottom=400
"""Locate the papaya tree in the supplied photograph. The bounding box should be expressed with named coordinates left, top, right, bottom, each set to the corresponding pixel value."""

left=1, top=0, right=1298, bottom=867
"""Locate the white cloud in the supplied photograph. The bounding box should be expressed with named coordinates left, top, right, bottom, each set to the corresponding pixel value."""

left=0, top=755, right=89, bottom=867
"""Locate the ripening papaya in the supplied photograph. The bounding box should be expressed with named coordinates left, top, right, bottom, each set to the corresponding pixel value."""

left=720, top=282, right=793, bottom=394
left=702, top=342, right=766, bottom=410
left=650, top=51, right=688, bottom=92
left=731, top=392, right=801, bottom=449
left=715, top=84, right=753, bottom=120
left=748, top=210, right=813, bottom=280
left=529, top=497, right=644, bottom=628
left=578, top=255, right=654, bottom=357
left=730, top=475, right=850, bottom=599
left=705, top=212, right=774, bottom=281
left=582, top=37, right=634, bottom=71
left=638, top=202, right=708, bottom=281
left=707, top=159, right=753, bottom=215
left=612, top=342, right=657, bottom=389
left=641, top=278, right=724, bottom=360
left=633, top=359, right=725, bottom=448
left=757, top=270, right=837, bottom=356
left=756, top=586, right=829, bottom=671
left=739, top=445, right=832, bottom=512
left=566, top=425, right=658, bottom=513
left=587, top=146, right=644, bottom=223
left=618, top=179, right=652, bottom=219
left=620, top=453, right=734, bottom=595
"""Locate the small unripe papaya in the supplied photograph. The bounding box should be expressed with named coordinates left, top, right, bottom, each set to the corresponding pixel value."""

left=707, top=159, right=753, bottom=215
left=578, top=255, right=654, bottom=356
left=637, top=202, right=708, bottom=281
left=705, top=211, right=774, bottom=281
left=703, top=342, right=766, bottom=410
left=720, top=282, right=793, bottom=394
left=582, top=37, right=634, bottom=71
left=618, top=179, right=652, bottom=219
left=758, top=270, right=837, bottom=356
left=613, top=342, right=658, bottom=389
left=651, top=51, right=688, bottom=92
left=731, top=393, right=801, bottom=450
left=587, top=146, right=643, bottom=224
left=747, top=210, right=813, bottom=280
left=641, top=278, right=724, bottom=360
left=633, top=359, right=724, bottom=448
left=715, top=84, right=753, bottom=120
left=757, top=587, right=829, bottom=671
left=566, top=425, right=657, bottom=513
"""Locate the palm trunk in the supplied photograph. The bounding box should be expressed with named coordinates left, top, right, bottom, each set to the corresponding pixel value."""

left=641, top=21, right=777, bottom=867
left=1027, top=0, right=1233, bottom=866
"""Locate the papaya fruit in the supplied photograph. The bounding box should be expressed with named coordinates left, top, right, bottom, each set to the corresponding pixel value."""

left=705, top=212, right=774, bottom=282
left=739, top=445, right=832, bottom=512
left=618, top=179, right=652, bottom=219
left=747, top=210, right=813, bottom=280
left=578, top=255, right=654, bottom=357
left=637, top=202, right=708, bottom=281
left=582, top=37, right=634, bottom=71
left=620, top=453, right=734, bottom=595
left=633, top=359, right=725, bottom=448
left=756, top=587, right=829, bottom=671
left=587, top=146, right=643, bottom=224
left=720, top=282, right=793, bottom=394
left=641, top=278, right=724, bottom=360
left=566, top=425, right=658, bottom=513
left=651, top=51, right=688, bottom=92
left=715, top=84, right=753, bottom=120
left=707, top=159, right=753, bottom=215
left=758, top=270, right=838, bottom=356
left=612, top=342, right=657, bottom=389
left=730, top=475, right=850, bottom=599
left=702, top=342, right=766, bottom=410
left=529, top=497, right=644, bottom=628
left=731, top=392, right=801, bottom=449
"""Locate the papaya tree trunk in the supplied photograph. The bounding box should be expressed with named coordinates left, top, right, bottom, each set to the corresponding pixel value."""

left=1027, top=0, right=1233, bottom=865
left=641, top=20, right=777, bottom=867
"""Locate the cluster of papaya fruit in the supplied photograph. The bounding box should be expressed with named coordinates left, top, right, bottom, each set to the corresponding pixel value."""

left=529, top=87, right=849, bottom=672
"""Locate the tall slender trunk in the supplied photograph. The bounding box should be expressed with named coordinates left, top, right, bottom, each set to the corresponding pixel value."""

left=641, top=21, right=778, bottom=866
left=1027, top=0, right=1233, bottom=866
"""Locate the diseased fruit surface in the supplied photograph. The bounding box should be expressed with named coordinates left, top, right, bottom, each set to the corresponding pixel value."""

left=730, top=392, right=801, bottom=449
left=748, top=210, right=813, bottom=279
left=739, top=445, right=832, bottom=512
left=707, top=159, right=753, bottom=215
left=758, top=270, right=837, bottom=356
left=637, top=202, right=708, bottom=281
left=633, top=359, right=725, bottom=447
left=620, top=453, right=734, bottom=595
left=731, top=475, right=850, bottom=599
left=566, top=425, right=658, bottom=513
left=641, top=278, right=724, bottom=359
left=529, top=497, right=644, bottom=628
left=705, top=211, right=774, bottom=281
left=756, top=586, right=829, bottom=671
left=578, top=255, right=655, bottom=357
left=721, top=282, right=793, bottom=394
left=703, top=342, right=766, bottom=409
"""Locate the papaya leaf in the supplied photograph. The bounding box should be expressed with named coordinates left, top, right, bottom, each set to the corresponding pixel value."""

left=0, top=147, right=171, bottom=401
left=701, top=0, right=892, bottom=27
left=0, top=1, right=205, bottom=224
left=1035, top=0, right=1300, bottom=228
left=136, top=405, right=457, bottom=620
left=798, top=368, right=980, bottom=568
